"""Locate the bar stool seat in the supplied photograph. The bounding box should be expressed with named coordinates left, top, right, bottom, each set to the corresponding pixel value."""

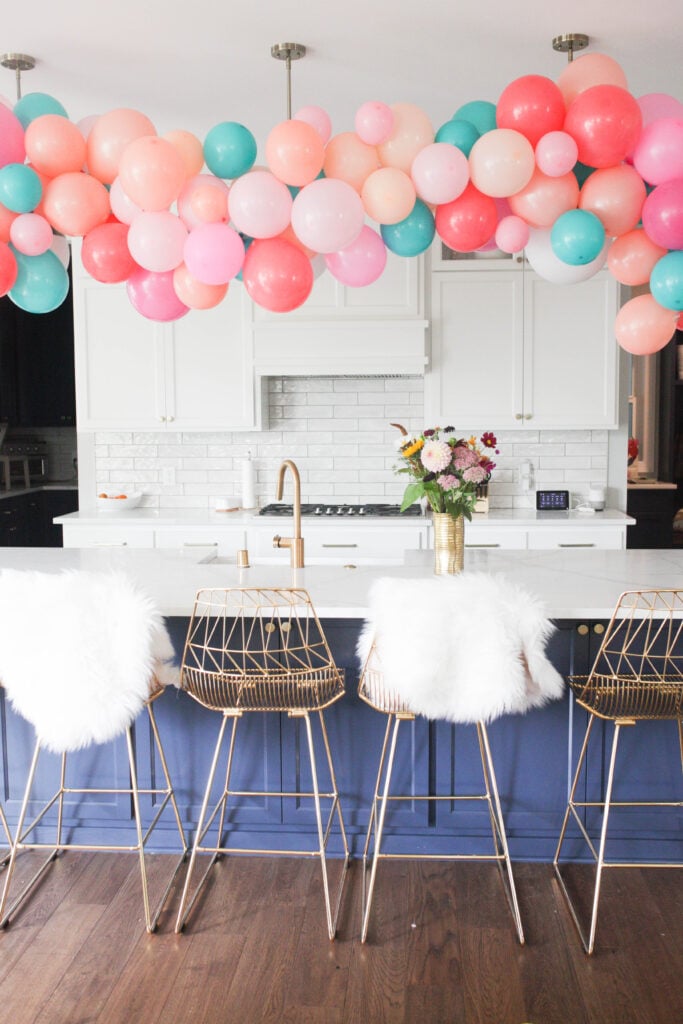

left=357, top=573, right=564, bottom=944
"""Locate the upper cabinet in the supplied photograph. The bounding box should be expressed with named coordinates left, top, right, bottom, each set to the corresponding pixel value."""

left=425, top=249, right=620, bottom=430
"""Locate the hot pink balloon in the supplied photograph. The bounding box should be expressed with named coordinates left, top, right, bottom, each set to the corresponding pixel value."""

left=325, top=225, right=387, bottom=287
left=294, top=105, right=332, bottom=145
left=110, top=177, right=143, bottom=225
left=495, top=215, right=529, bottom=254
left=126, top=267, right=189, bottom=322
left=614, top=293, right=678, bottom=355
left=642, top=178, right=683, bottom=249
left=127, top=211, right=188, bottom=273
left=355, top=101, right=394, bottom=146
left=9, top=212, right=53, bottom=255
left=0, top=104, right=26, bottom=168
left=291, top=178, right=364, bottom=253
left=410, top=142, right=469, bottom=205
left=183, top=221, right=245, bottom=284
left=535, top=131, right=579, bottom=178
left=632, top=118, right=683, bottom=186
left=227, top=170, right=292, bottom=239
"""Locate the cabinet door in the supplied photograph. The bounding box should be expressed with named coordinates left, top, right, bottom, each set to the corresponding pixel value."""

left=523, top=271, right=619, bottom=429
left=426, top=270, right=524, bottom=429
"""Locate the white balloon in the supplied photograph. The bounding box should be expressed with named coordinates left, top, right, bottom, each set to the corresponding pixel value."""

left=50, top=234, right=71, bottom=269
left=524, top=227, right=609, bottom=284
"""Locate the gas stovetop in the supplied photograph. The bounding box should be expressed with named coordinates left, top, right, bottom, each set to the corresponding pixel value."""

left=258, top=503, right=422, bottom=518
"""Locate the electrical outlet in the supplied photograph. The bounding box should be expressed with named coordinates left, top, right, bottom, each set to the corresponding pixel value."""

left=161, top=467, right=176, bottom=485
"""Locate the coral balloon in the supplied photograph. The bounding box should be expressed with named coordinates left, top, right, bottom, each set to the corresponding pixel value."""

left=324, top=225, right=387, bottom=287
left=642, top=178, right=683, bottom=249
left=9, top=248, right=69, bottom=313
left=435, top=183, right=498, bottom=252
left=525, top=227, right=608, bottom=283
left=183, top=222, right=245, bottom=285
left=361, top=167, right=416, bottom=224
left=557, top=53, right=628, bottom=107
left=0, top=241, right=18, bottom=295
left=579, top=164, right=646, bottom=237
left=178, top=174, right=230, bottom=229
left=42, top=172, right=110, bottom=236
left=377, top=103, right=434, bottom=173
left=495, top=215, right=529, bottom=253
left=265, top=119, right=325, bottom=187
left=0, top=104, right=26, bottom=168
left=355, top=101, right=394, bottom=146
left=228, top=170, right=292, bottom=239
left=86, top=109, right=156, bottom=185
left=291, top=178, right=364, bottom=254
left=118, top=135, right=186, bottom=211
left=632, top=118, right=683, bottom=186
left=410, top=142, right=469, bottom=205
left=650, top=251, right=683, bottom=311
left=496, top=75, right=565, bottom=147
left=469, top=128, right=535, bottom=198
left=614, top=293, right=678, bottom=354
left=535, top=131, right=578, bottom=177
left=242, top=237, right=313, bottom=312
left=81, top=221, right=137, bottom=283
left=607, top=228, right=667, bottom=286
left=173, top=263, right=228, bottom=310
left=507, top=168, right=579, bottom=228
left=294, top=105, right=332, bottom=145
left=163, top=129, right=204, bottom=178
left=323, top=132, right=380, bottom=193
left=126, top=267, right=189, bottom=322
left=127, top=211, right=188, bottom=273
left=564, top=85, right=642, bottom=169
left=9, top=212, right=53, bottom=255
left=25, top=115, right=87, bottom=178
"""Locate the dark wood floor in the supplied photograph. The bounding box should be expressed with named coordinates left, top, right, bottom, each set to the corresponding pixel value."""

left=0, top=851, right=680, bottom=1024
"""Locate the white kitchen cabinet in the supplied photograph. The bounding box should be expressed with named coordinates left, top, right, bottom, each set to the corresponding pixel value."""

left=526, top=526, right=626, bottom=549
left=60, top=523, right=155, bottom=548
left=247, top=520, right=430, bottom=565
left=425, top=263, right=619, bottom=430
left=154, top=525, right=246, bottom=555
left=73, top=280, right=262, bottom=432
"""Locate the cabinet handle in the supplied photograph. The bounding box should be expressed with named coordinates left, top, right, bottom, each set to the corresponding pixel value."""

left=167, top=415, right=174, bottom=422
left=524, top=413, right=532, bottom=420
left=577, top=624, right=589, bottom=636
left=515, top=413, right=523, bottom=420
left=322, top=543, right=358, bottom=548
left=159, top=416, right=166, bottom=422
left=182, top=541, right=218, bottom=548
left=94, top=541, right=128, bottom=546
left=559, top=542, right=595, bottom=547
left=465, top=543, right=501, bottom=548
left=593, top=623, right=605, bottom=635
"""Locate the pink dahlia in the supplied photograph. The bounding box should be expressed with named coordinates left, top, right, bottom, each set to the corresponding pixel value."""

left=421, top=439, right=452, bottom=473
left=463, top=465, right=487, bottom=484
left=437, top=473, right=459, bottom=490
left=452, top=446, right=478, bottom=469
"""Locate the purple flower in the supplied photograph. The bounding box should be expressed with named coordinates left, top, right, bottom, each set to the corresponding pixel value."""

left=437, top=473, right=459, bottom=490
left=452, top=446, right=478, bottom=470
left=463, top=465, right=487, bottom=484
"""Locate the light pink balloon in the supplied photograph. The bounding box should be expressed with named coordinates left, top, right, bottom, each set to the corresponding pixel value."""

left=638, top=93, right=683, bottom=128
left=632, top=118, right=683, bottom=186
left=294, top=105, right=332, bottom=145
left=50, top=233, right=71, bottom=268
left=127, top=211, right=188, bottom=273
left=325, top=225, right=387, bottom=287
left=614, top=293, right=678, bottom=354
left=77, top=114, right=99, bottom=142
left=227, top=169, right=292, bottom=239
left=495, top=215, right=529, bottom=254
left=291, top=178, right=364, bottom=253
left=126, top=267, right=189, bottom=322
left=178, top=173, right=230, bottom=229
left=469, top=129, right=535, bottom=198
left=355, top=101, right=394, bottom=146
left=535, top=131, right=579, bottom=177
left=9, top=213, right=53, bottom=255
left=410, top=142, right=469, bottom=205
left=110, top=177, right=143, bottom=225
left=183, top=221, right=245, bottom=285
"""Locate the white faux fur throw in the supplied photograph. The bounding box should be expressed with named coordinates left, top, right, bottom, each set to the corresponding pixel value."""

left=357, top=574, right=564, bottom=723
left=0, top=569, right=179, bottom=753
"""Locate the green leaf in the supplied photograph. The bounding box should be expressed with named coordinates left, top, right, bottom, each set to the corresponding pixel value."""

left=400, top=482, right=424, bottom=511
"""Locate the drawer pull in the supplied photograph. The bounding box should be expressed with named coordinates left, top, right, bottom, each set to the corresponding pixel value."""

left=94, top=541, right=128, bottom=546
left=465, top=543, right=501, bottom=548
left=182, top=541, right=219, bottom=547
left=322, top=543, right=358, bottom=548
left=558, top=542, right=595, bottom=548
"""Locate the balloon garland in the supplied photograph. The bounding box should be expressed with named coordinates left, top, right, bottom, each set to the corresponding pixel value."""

left=0, top=51, right=682, bottom=355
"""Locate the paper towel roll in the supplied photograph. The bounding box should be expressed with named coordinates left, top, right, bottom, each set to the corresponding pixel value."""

left=241, top=454, right=256, bottom=509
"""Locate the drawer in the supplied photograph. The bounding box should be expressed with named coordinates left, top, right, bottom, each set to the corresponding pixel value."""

left=527, top=528, right=626, bottom=550
left=154, top=526, right=246, bottom=555
left=464, top=527, right=527, bottom=550
left=248, top=524, right=429, bottom=564
left=61, top=524, right=155, bottom=548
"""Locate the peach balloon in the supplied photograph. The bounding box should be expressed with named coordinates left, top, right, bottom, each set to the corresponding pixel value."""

left=469, top=128, right=535, bottom=198
left=606, top=228, right=667, bottom=286
left=177, top=173, right=229, bottom=229
left=323, top=132, right=380, bottom=193
left=86, top=108, right=156, bottom=185
left=361, top=167, right=416, bottom=224
left=507, top=168, right=579, bottom=228
left=173, top=263, right=228, bottom=310
left=579, top=164, right=646, bottom=237
left=118, top=135, right=187, bottom=211
left=557, top=52, right=628, bottom=107
left=377, top=103, right=434, bottom=173
left=614, top=293, right=678, bottom=354
left=164, top=129, right=205, bottom=178
left=265, top=119, right=325, bottom=187
left=25, top=115, right=87, bottom=178
left=42, top=172, right=111, bottom=237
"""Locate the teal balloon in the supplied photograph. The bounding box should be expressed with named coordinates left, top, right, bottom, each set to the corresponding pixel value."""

left=203, top=121, right=257, bottom=179
left=381, top=199, right=435, bottom=257
left=9, top=248, right=69, bottom=314
left=572, top=161, right=595, bottom=187
left=0, top=163, right=42, bottom=213
left=453, top=100, right=496, bottom=136
left=235, top=234, right=253, bottom=282
left=650, top=251, right=683, bottom=311
left=550, top=210, right=606, bottom=266
left=14, top=91, right=68, bottom=128
left=435, top=118, right=480, bottom=157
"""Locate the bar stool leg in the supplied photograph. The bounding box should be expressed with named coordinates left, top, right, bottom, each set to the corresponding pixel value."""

left=361, top=713, right=402, bottom=944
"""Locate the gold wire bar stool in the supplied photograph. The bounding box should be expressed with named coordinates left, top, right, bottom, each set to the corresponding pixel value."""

left=358, top=640, right=524, bottom=945
left=174, top=587, right=350, bottom=939
left=554, top=588, right=683, bottom=954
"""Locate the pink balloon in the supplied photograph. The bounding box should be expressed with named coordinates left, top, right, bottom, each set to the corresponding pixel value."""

left=50, top=232, right=70, bottom=268
left=469, top=128, right=535, bottom=198
left=325, top=225, right=387, bottom=287
left=614, top=293, right=678, bottom=354
left=377, top=103, right=434, bottom=173
left=118, top=135, right=186, bottom=211
left=579, top=164, right=646, bottom=237
left=178, top=173, right=230, bottom=229
left=173, top=263, right=228, bottom=310
left=410, top=142, right=469, bottom=205
left=242, top=237, right=313, bottom=312
left=355, top=101, right=394, bottom=146
left=294, top=105, right=332, bottom=145
left=127, top=211, right=188, bottom=273
left=564, top=85, right=642, bottom=169
left=495, top=215, right=529, bottom=253
left=265, top=119, right=325, bottom=187
left=227, top=169, right=292, bottom=239
left=507, top=168, right=579, bottom=228
left=183, top=222, right=245, bottom=284
left=642, top=178, right=683, bottom=249
left=9, top=212, right=53, bottom=255
left=126, top=267, right=189, bottom=322
left=77, top=114, right=99, bottom=142
left=109, top=177, right=143, bottom=225
left=535, top=131, right=579, bottom=177
left=632, top=118, right=683, bottom=186
left=638, top=93, right=683, bottom=129
left=606, top=228, right=667, bottom=286
left=361, top=166, right=416, bottom=224
left=291, top=178, right=364, bottom=254
left=0, top=104, right=26, bottom=168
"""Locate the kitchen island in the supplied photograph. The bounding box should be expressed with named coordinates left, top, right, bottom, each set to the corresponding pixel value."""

left=0, top=545, right=680, bottom=863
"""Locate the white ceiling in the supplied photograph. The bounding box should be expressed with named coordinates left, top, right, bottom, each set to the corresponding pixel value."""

left=2, top=1, right=681, bottom=149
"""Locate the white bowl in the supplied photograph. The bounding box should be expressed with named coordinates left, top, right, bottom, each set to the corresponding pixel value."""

left=96, top=492, right=143, bottom=511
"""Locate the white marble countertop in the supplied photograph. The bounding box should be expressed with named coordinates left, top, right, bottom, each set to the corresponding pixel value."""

left=0, top=545, right=679, bottom=620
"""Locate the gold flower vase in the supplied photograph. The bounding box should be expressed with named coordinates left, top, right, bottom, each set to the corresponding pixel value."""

left=432, top=512, right=464, bottom=575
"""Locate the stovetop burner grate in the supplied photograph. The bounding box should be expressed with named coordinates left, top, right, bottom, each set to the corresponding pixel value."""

left=258, top=503, right=422, bottom=518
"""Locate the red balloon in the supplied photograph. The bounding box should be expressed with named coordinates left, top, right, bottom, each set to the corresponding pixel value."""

left=82, top=221, right=137, bottom=283
left=496, top=75, right=566, bottom=147
left=435, top=183, right=498, bottom=252
left=242, top=237, right=313, bottom=312
left=564, top=85, right=642, bottom=169
left=0, top=240, right=18, bottom=296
